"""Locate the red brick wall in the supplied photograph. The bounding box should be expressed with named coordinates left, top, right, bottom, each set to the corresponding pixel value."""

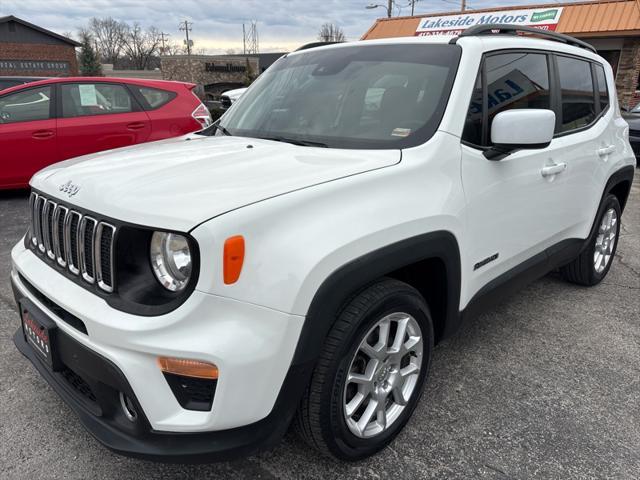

left=615, top=38, right=640, bottom=110
left=0, top=42, right=78, bottom=76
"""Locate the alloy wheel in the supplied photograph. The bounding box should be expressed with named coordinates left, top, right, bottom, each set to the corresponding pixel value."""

left=594, top=207, right=618, bottom=274
left=343, top=312, right=423, bottom=438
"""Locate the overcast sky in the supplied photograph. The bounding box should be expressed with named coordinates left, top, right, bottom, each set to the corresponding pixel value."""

left=1, top=0, right=585, bottom=54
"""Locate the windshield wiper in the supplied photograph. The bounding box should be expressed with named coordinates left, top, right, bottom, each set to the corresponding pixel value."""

left=197, top=120, right=232, bottom=137
left=259, top=136, right=328, bottom=148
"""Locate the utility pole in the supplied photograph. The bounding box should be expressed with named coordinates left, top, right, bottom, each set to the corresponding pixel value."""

left=387, top=0, right=393, bottom=17
left=159, top=32, right=170, bottom=55
left=179, top=20, right=193, bottom=82
left=461, top=0, right=466, bottom=12
left=242, top=24, right=246, bottom=55
left=179, top=20, right=193, bottom=56
left=410, top=0, right=416, bottom=16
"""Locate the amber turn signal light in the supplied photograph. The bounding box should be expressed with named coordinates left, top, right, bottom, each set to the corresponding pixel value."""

left=223, top=235, right=245, bottom=284
left=158, top=357, right=219, bottom=379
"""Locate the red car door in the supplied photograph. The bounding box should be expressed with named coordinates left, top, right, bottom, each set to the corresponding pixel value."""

left=56, top=82, right=151, bottom=160
left=0, top=85, right=58, bottom=188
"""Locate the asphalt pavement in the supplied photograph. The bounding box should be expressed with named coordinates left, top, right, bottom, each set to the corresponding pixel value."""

left=0, top=177, right=638, bottom=479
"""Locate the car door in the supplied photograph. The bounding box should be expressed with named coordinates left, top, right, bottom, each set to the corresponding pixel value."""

left=460, top=51, right=568, bottom=303
left=56, top=82, right=151, bottom=161
left=0, top=85, right=57, bottom=187
left=546, top=56, right=615, bottom=243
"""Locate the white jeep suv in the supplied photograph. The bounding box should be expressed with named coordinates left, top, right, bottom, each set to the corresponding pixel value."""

left=11, top=25, right=635, bottom=462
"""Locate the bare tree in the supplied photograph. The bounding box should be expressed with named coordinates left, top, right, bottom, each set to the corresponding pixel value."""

left=88, top=17, right=126, bottom=64
left=318, top=23, right=346, bottom=42
left=121, top=23, right=161, bottom=70
left=161, top=41, right=183, bottom=56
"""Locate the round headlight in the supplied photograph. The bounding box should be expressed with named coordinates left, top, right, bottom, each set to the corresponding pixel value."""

left=150, top=232, right=192, bottom=292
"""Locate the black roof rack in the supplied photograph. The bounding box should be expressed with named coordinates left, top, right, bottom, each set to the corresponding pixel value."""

left=449, top=24, right=597, bottom=54
left=295, top=41, right=343, bottom=51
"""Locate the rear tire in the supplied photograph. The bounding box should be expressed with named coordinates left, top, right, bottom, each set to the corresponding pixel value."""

left=294, top=278, right=434, bottom=460
left=561, top=194, right=621, bottom=286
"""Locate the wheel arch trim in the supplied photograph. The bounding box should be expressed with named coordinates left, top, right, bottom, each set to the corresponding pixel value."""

left=291, top=230, right=462, bottom=366
left=604, top=165, right=634, bottom=213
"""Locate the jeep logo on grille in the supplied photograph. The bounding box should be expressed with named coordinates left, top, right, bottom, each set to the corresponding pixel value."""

left=59, top=181, right=80, bottom=198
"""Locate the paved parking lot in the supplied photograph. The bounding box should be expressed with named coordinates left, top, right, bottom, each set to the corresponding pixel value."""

left=0, top=177, right=638, bottom=479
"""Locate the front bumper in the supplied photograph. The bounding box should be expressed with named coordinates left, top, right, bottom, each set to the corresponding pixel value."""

left=12, top=324, right=310, bottom=462
left=11, top=243, right=311, bottom=461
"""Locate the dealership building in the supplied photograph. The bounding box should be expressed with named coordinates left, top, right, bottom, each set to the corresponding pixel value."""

left=161, top=53, right=285, bottom=100
left=0, top=15, right=79, bottom=77
left=363, top=0, right=640, bottom=108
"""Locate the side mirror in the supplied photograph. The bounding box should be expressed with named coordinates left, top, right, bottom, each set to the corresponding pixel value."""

left=485, top=109, right=556, bottom=160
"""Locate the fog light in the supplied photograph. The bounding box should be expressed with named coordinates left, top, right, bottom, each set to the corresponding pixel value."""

left=119, top=392, right=138, bottom=422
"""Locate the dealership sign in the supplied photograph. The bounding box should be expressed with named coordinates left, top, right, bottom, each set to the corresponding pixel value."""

left=415, top=7, right=564, bottom=36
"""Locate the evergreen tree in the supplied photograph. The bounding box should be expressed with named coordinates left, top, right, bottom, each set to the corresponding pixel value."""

left=78, top=31, right=103, bottom=76
left=244, top=58, right=256, bottom=87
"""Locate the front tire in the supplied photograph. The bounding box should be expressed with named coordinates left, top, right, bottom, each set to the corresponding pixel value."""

left=294, top=278, right=434, bottom=460
left=561, top=194, right=621, bottom=286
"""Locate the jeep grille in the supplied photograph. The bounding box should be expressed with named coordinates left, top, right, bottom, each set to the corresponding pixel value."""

left=28, top=192, right=116, bottom=293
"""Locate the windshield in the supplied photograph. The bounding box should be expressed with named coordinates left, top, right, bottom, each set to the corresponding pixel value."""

left=214, top=44, right=461, bottom=149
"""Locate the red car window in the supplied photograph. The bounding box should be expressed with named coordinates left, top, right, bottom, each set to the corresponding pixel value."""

left=0, top=86, right=52, bottom=124
left=61, top=83, right=134, bottom=118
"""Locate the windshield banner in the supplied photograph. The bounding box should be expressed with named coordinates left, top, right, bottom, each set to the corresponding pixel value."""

left=415, top=7, right=564, bottom=36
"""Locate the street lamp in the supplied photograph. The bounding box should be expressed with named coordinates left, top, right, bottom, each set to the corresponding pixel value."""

left=366, top=1, right=393, bottom=18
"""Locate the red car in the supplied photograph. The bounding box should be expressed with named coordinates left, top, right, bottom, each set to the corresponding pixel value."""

left=0, top=77, right=211, bottom=189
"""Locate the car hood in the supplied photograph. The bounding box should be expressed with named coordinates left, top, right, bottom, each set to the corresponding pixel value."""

left=32, top=135, right=400, bottom=231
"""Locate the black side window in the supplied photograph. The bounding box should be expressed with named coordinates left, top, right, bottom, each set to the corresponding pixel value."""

left=462, top=52, right=550, bottom=147
left=595, top=64, right=609, bottom=112
left=462, top=71, right=483, bottom=146
left=557, top=56, right=596, bottom=133
left=0, top=86, right=52, bottom=123
left=61, top=83, right=134, bottom=118
left=136, top=86, right=175, bottom=109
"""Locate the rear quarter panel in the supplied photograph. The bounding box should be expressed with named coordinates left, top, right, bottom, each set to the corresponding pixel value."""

left=146, top=88, right=202, bottom=140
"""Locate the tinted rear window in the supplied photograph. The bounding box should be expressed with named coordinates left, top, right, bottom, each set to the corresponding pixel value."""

left=137, top=86, right=175, bottom=109
left=557, top=56, right=596, bottom=133
left=595, top=64, right=609, bottom=113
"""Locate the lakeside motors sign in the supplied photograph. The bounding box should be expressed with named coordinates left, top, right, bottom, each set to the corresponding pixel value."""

left=415, top=7, right=564, bottom=36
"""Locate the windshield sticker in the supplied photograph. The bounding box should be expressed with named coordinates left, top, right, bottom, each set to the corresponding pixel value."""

left=391, top=128, right=412, bottom=137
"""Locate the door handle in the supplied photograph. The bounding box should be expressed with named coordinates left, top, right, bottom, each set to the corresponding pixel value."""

left=541, top=162, right=567, bottom=177
left=126, top=122, right=146, bottom=130
left=597, top=145, right=616, bottom=157
left=32, top=130, right=54, bottom=139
